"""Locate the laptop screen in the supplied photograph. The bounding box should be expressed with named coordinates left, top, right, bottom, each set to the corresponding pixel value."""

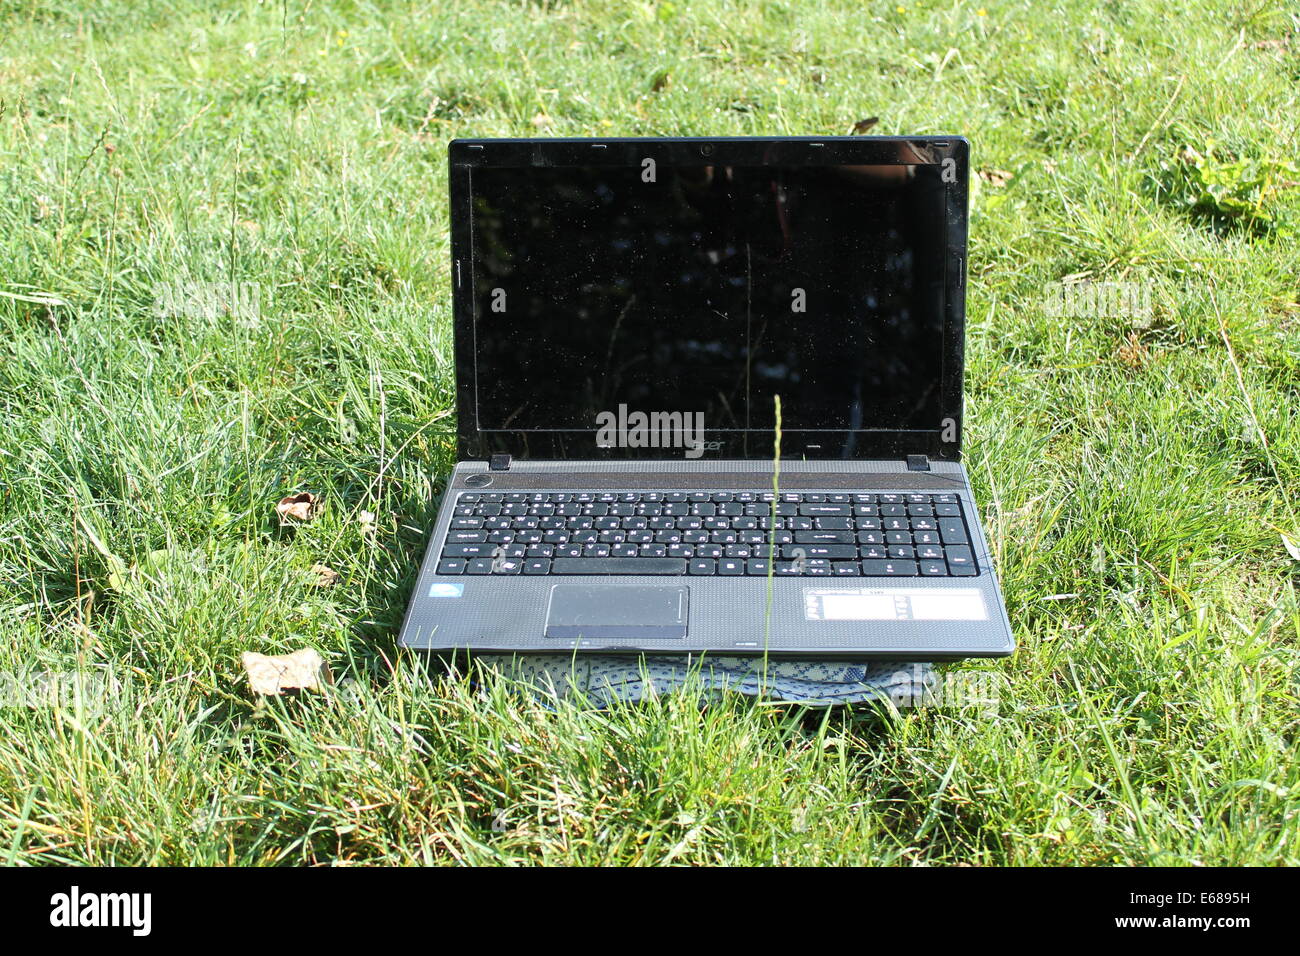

left=466, top=160, right=950, bottom=449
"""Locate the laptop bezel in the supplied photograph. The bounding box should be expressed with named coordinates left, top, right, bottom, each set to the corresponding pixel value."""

left=447, top=136, right=969, bottom=463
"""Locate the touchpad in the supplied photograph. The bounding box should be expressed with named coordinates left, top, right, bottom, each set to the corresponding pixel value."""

left=544, top=585, right=688, bottom=641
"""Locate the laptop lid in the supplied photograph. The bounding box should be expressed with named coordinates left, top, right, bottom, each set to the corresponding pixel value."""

left=448, top=136, right=969, bottom=462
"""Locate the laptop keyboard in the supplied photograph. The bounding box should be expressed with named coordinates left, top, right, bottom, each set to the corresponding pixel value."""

left=435, top=492, right=979, bottom=578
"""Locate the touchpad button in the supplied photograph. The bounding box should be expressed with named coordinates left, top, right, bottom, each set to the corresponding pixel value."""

left=544, top=585, right=688, bottom=640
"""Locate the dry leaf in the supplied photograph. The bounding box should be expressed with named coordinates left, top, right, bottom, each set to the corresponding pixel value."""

left=850, top=116, right=879, bottom=135
left=242, top=648, right=330, bottom=695
left=978, top=167, right=1013, bottom=187
left=1115, top=331, right=1150, bottom=369
left=276, top=491, right=320, bottom=524
left=310, top=563, right=339, bottom=587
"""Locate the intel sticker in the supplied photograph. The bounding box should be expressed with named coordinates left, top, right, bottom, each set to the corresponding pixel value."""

left=428, top=582, right=465, bottom=598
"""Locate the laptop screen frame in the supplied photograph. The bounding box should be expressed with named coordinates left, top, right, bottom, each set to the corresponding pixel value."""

left=448, top=136, right=969, bottom=462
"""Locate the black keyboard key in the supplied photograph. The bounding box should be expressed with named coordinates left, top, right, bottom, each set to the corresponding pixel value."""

left=447, top=530, right=487, bottom=543
left=919, top=560, right=948, bottom=576
left=437, top=558, right=466, bottom=575
left=718, top=559, right=745, bottom=575
left=689, top=559, right=716, bottom=575
left=445, top=543, right=494, bottom=557
left=938, top=518, right=969, bottom=544
left=935, top=502, right=962, bottom=516
left=795, top=531, right=854, bottom=543
left=551, top=558, right=687, bottom=575
left=945, top=545, right=977, bottom=571
left=782, top=544, right=856, bottom=560
left=832, top=562, right=860, bottom=576
left=814, top=517, right=853, bottom=530
left=860, top=559, right=919, bottom=576
left=465, top=558, right=494, bottom=574
left=800, top=504, right=851, bottom=516
left=745, top=559, right=770, bottom=575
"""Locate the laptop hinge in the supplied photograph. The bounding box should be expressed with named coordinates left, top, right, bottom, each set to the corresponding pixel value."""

left=489, top=453, right=511, bottom=472
left=906, top=454, right=931, bottom=472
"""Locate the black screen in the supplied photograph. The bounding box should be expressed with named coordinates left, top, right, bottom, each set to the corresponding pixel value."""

left=469, top=163, right=948, bottom=438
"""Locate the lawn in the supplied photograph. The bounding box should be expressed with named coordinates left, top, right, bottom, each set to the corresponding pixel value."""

left=0, top=0, right=1298, bottom=865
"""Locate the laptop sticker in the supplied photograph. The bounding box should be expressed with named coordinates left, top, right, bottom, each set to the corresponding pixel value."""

left=804, top=588, right=987, bottom=622
left=428, top=582, right=465, bottom=598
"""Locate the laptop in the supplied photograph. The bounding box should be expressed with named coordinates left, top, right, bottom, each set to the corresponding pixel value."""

left=397, top=136, right=1014, bottom=660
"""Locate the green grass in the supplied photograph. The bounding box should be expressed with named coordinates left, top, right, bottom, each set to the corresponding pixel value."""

left=1, top=0, right=1299, bottom=865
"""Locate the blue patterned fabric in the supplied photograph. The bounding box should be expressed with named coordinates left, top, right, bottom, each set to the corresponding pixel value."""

left=473, top=654, right=936, bottom=707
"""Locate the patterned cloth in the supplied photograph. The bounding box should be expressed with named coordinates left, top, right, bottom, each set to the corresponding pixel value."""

left=473, top=654, right=936, bottom=708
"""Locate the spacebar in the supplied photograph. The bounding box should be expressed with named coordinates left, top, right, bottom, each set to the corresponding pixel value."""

left=550, top=558, right=686, bottom=575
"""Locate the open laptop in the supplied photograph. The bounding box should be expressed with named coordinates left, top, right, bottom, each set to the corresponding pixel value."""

left=397, top=136, right=1014, bottom=660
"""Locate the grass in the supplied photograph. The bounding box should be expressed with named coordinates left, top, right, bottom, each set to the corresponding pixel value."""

left=0, top=0, right=1298, bottom=865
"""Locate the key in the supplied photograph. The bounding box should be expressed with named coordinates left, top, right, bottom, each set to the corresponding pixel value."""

left=447, top=530, right=488, bottom=543
left=860, top=560, right=918, bottom=576
left=945, top=545, right=975, bottom=567
left=795, top=531, right=854, bottom=543
left=919, top=560, right=948, bottom=576
left=781, top=544, right=856, bottom=560
left=800, top=504, right=851, bottom=516
left=445, top=543, right=493, bottom=557
left=745, top=559, right=771, bottom=575
left=465, top=558, right=494, bottom=574
left=814, top=517, right=852, bottom=530
left=718, top=559, right=744, bottom=575
left=436, top=559, right=466, bottom=575
left=832, top=562, right=860, bottom=576
left=689, top=559, right=716, bottom=575
left=551, top=558, right=687, bottom=575
left=938, top=518, right=969, bottom=544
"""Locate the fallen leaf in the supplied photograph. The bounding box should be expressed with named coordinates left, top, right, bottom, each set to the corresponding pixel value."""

left=978, top=167, right=1013, bottom=187
left=649, top=69, right=671, bottom=93
left=276, top=491, right=320, bottom=524
left=242, top=648, right=330, bottom=695
left=1282, top=532, right=1300, bottom=564
left=1115, top=330, right=1150, bottom=369
left=849, top=116, right=879, bottom=135
left=310, top=563, right=339, bottom=587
